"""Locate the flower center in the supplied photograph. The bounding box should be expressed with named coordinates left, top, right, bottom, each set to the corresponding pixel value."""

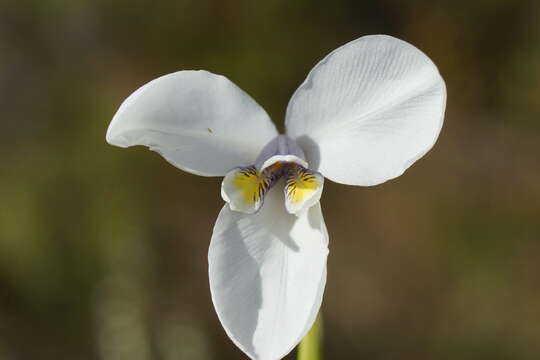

left=221, top=136, right=324, bottom=215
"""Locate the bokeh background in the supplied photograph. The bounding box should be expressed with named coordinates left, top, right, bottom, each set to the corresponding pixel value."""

left=1, top=0, right=539, bottom=359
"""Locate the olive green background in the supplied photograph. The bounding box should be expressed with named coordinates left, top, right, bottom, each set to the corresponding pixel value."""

left=1, top=0, right=539, bottom=359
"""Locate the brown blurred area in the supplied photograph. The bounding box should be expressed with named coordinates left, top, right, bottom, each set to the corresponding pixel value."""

left=1, top=0, right=539, bottom=359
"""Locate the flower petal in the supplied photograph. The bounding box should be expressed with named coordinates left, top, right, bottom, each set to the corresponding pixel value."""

left=107, top=70, right=278, bottom=176
left=221, top=166, right=273, bottom=214
left=284, top=165, right=324, bottom=215
left=209, top=184, right=329, bottom=360
left=285, top=35, right=446, bottom=186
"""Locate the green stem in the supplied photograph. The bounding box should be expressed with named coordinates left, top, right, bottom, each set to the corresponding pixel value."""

left=297, top=314, right=322, bottom=360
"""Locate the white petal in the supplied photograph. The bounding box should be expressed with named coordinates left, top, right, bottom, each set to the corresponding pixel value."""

left=285, top=35, right=446, bottom=186
left=107, top=70, right=278, bottom=176
left=209, top=185, right=329, bottom=360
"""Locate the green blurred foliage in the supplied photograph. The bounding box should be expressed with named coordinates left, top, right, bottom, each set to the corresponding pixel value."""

left=1, top=0, right=539, bottom=359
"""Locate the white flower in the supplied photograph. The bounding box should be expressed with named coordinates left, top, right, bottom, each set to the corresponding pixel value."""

left=106, top=35, right=446, bottom=360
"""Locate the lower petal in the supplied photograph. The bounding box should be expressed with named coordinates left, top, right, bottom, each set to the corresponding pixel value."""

left=209, top=185, right=329, bottom=360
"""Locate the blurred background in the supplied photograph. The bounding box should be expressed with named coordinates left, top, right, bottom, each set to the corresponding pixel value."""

left=1, top=0, right=539, bottom=359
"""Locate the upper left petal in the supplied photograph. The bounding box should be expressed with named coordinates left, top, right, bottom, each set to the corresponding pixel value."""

left=209, top=185, right=329, bottom=360
left=107, top=70, right=278, bottom=176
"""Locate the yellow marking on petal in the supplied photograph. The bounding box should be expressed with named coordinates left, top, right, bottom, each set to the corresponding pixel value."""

left=286, top=166, right=320, bottom=204
left=232, top=167, right=271, bottom=205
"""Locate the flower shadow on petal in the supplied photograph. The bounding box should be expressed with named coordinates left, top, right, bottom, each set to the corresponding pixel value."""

left=211, top=219, right=263, bottom=358
left=295, top=135, right=321, bottom=171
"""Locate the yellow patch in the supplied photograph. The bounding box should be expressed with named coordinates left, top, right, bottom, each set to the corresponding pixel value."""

left=233, top=167, right=270, bottom=205
left=286, top=167, right=320, bottom=203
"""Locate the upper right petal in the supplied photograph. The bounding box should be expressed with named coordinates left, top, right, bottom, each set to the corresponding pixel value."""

left=106, top=70, right=278, bottom=176
left=285, top=35, right=446, bottom=186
